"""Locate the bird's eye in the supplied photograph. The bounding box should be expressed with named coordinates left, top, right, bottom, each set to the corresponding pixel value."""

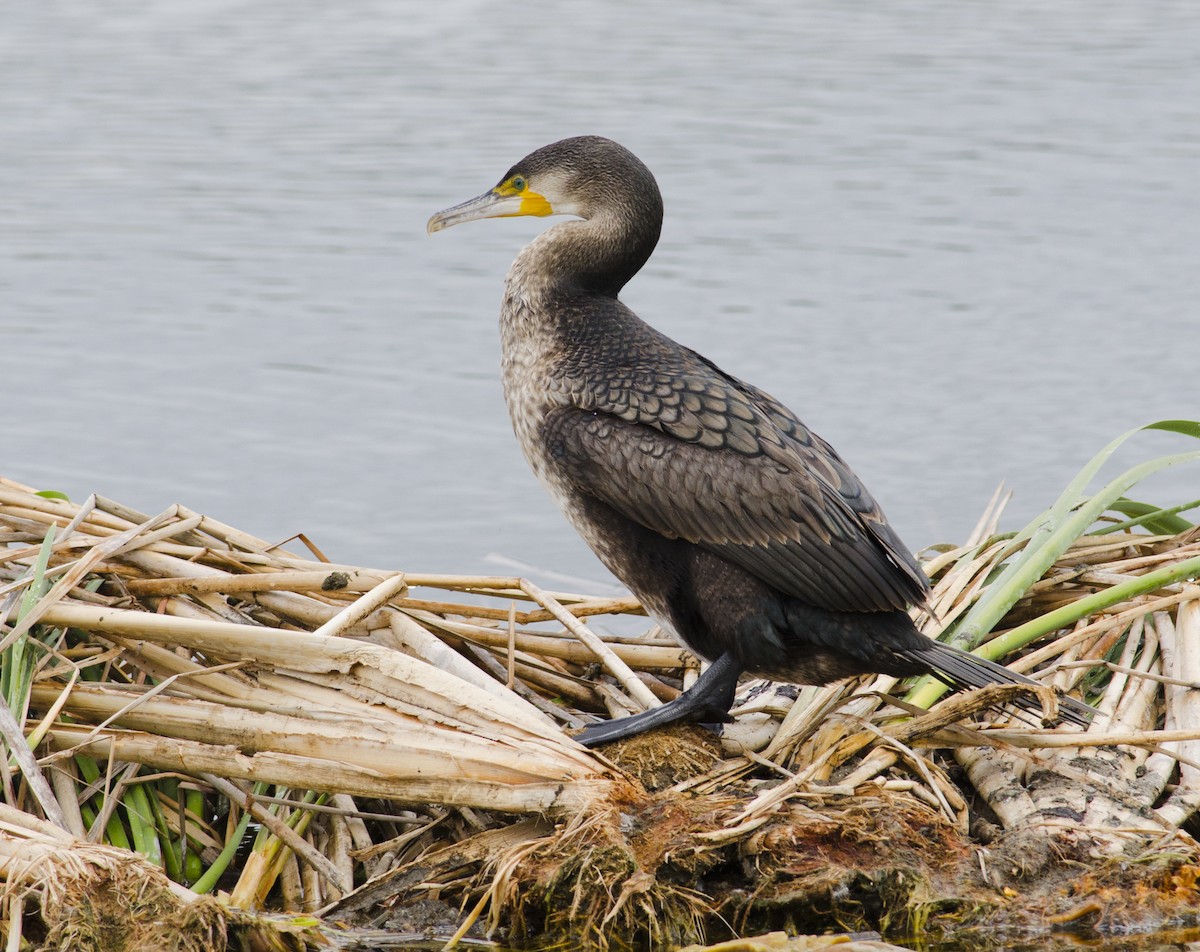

left=511, top=176, right=526, bottom=192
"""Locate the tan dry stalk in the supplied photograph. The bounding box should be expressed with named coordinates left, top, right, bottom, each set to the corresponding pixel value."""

left=833, top=748, right=899, bottom=792
left=412, top=612, right=687, bottom=668
left=123, top=568, right=395, bottom=596
left=521, top=578, right=661, bottom=710
left=312, top=572, right=409, bottom=639
left=762, top=682, right=862, bottom=764
left=35, top=602, right=571, bottom=745
left=1109, top=622, right=1162, bottom=737
left=925, top=537, right=1015, bottom=630
left=0, top=504, right=183, bottom=653
left=46, top=759, right=87, bottom=840
left=121, top=545, right=568, bottom=706
left=972, top=727, right=1200, bottom=749
left=389, top=594, right=642, bottom=625
left=0, top=696, right=68, bottom=832
left=42, top=723, right=617, bottom=814
left=331, top=793, right=374, bottom=856
left=1026, top=545, right=1181, bottom=595
left=31, top=683, right=585, bottom=786
left=1154, top=600, right=1200, bottom=827
left=468, top=643, right=599, bottom=708
left=279, top=852, right=303, bottom=911
left=103, top=635, right=260, bottom=705
left=383, top=611, right=533, bottom=695
left=858, top=721, right=965, bottom=830
left=202, top=773, right=350, bottom=894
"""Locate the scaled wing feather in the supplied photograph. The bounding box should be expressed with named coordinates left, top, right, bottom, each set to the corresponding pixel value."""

left=541, top=353, right=929, bottom=613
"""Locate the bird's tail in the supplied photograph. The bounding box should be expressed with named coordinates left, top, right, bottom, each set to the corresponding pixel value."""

left=903, top=640, right=1094, bottom=727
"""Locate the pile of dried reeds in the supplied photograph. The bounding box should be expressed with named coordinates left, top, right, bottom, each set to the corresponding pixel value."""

left=2, top=420, right=1199, bottom=950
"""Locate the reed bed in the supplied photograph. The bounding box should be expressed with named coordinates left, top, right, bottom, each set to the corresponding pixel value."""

left=2, top=420, right=1200, bottom=950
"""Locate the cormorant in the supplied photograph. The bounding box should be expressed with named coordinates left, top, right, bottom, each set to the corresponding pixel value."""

left=428, top=136, right=1084, bottom=747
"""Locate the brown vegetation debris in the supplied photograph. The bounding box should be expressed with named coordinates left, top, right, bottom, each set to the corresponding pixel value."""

left=8, top=838, right=227, bottom=952
left=4, top=473, right=1200, bottom=948
left=582, top=723, right=725, bottom=792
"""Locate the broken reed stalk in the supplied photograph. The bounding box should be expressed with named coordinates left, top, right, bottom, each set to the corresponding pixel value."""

left=520, top=577, right=661, bottom=711
left=29, top=602, right=610, bottom=811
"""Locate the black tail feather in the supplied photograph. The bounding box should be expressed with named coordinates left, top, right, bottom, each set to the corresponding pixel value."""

left=907, top=641, right=1095, bottom=727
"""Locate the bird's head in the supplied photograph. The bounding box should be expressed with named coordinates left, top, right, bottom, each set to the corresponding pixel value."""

left=427, top=136, right=656, bottom=234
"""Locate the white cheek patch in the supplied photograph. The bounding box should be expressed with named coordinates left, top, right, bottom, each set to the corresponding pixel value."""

left=553, top=199, right=587, bottom=219
left=534, top=169, right=588, bottom=218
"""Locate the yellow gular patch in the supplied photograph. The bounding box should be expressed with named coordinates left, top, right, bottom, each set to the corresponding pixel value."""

left=494, top=179, right=553, bottom=217
left=517, top=192, right=552, bottom=216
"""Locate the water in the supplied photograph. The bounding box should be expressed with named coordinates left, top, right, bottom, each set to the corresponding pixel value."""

left=4, top=1, right=1198, bottom=588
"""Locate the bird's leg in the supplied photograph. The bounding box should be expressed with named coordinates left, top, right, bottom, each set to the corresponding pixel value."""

left=575, top=652, right=744, bottom=748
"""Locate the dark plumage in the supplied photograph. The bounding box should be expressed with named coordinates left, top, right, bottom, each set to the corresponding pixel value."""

left=428, top=136, right=1086, bottom=747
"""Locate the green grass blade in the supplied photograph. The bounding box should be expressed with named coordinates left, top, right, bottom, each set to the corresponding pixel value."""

left=124, top=779, right=164, bottom=867
left=2, top=526, right=55, bottom=714
left=950, top=425, right=1199, bottom=652
left=181, top=787, right=206, bottom=885
left=1093, top=496, right=1199, bottom=536
left=191, top=785, right=265, bottom=895
left=76, top=755, right=133, bottom=850
left=150, top=784, right=184, bottom=881
left=907, top=420, right=1200, bottom=711
left=981, top=553, right=1200, bottom=662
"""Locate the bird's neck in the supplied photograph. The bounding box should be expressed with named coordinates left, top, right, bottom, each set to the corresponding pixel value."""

left=499, top=206, right=662, bottom=373
left=509, top=205, right=661, bottom=302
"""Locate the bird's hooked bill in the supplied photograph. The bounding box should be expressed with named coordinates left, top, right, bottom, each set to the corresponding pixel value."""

left=427, top=188, right=552, bottom=235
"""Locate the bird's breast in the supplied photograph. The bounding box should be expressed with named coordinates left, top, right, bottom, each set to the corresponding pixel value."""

left=498, top=284, right=635, bottom=590
left=498, top=287, right=571, bottom=481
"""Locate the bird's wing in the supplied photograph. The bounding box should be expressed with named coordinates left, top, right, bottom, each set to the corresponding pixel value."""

left=542, top=358, right=929, bottom=613
left=720, top=370, right=930, bottom=602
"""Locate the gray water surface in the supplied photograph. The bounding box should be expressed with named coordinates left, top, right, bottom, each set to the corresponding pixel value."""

left=4, top=1, right=1198, bottom=588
